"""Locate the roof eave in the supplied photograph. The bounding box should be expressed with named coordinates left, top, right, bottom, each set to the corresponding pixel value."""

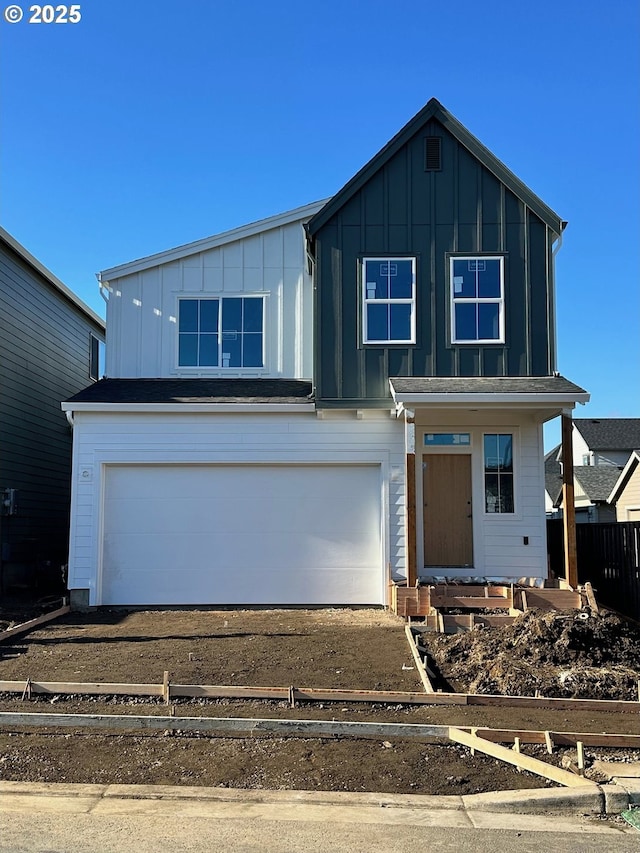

left=390, top=391, right=590, bottom=407
left=61, top=402, right=317, bottom=414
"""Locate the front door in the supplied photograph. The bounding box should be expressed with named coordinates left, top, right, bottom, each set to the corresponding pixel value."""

left=423, top=454, right=473, bottom=567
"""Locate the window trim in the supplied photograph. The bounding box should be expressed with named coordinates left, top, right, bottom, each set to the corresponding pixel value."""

left=482, top=431, right=515, bottom=516
left=176, top=295, right=266, bottom=370
left=361, top=256, right=416, bottom=346
left=449, top=255, right=505, bottom=345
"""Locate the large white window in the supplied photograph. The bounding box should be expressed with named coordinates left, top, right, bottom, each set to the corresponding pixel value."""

left=178, top=297, right=264, bottom=368
left=450, top=256, right=504, bottom=344
left=362, top=258, right=416, bottom=344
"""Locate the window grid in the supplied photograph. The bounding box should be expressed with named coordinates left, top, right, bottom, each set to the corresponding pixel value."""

left=178, top=297, right=264, bottom=369
left=484, top=433, right=514, bottom=514
left=450, top=256, right=505, bottom=344
left=362, top=257, right=416, bottom=345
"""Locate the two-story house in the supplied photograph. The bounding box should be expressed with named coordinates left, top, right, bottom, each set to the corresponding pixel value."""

left=62, top=99, right=588, bottom=608
left=0, top=227, right=105, bottom=593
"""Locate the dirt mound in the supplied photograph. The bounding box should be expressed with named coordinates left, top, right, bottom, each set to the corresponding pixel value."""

left=427, top=609, right=640, bottom=700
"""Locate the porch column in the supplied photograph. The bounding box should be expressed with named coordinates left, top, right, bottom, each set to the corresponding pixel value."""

left=404, top=408, right=417, bottom=587
left=561, top=410, right=578, bottom=588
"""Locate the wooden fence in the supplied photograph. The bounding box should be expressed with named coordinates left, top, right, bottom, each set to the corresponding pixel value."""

left=547, top=520, right=640, bottom=620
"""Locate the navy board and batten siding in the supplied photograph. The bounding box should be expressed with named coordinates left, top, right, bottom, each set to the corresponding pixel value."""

left=308, top=99, right=561, bottom=408
left=0, top=231, right=105, bottom=591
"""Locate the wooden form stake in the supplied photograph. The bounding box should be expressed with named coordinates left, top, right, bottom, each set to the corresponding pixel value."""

left=577, top=740, right=585, bottom=774
left=561, top=412, right=578, bottom=588
left=545, top=731, right=554, bottom=754
left=162, top=671, right=170, bottom=705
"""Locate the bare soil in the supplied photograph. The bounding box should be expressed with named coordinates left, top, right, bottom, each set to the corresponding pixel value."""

left=424, top=609, right=640, bottom=701
left=1, top=606, right=640, bottom=795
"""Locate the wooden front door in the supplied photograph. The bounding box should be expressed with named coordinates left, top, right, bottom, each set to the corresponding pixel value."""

left=423, top=454, right=473, bottom=567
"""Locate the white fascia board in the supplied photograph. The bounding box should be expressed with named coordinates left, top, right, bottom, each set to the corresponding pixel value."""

left=607, top=450, right=640, bottom=504
left=0, top=227, right=105, bottom=330
left=391, top=392, right=590, bottom=407
left=99, top=200, right=330, bottom=282
left=61, top=402, right=316, bottom=414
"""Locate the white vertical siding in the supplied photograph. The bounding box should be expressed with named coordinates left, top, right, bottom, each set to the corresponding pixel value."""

left=104, top=219, right=312, bottom=380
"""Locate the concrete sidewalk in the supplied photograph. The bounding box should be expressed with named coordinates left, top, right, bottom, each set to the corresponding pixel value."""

left=0, top=779, right=637, bottom=821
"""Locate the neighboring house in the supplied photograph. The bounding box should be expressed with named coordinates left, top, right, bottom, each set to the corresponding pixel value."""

left=544, top=444, right=563, bottom=517
left=608, top=451, right=640, bottom=521
left=572, top=418, right=640, bottom=468
left=62, top=98, right=588, bottom=609
left=546, top=419, right=640, bottom=522
left=0, top=228, right=105, bottom=593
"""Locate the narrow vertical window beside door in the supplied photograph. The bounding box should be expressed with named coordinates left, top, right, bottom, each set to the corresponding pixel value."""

left=484, top=433, right=514, bottom=513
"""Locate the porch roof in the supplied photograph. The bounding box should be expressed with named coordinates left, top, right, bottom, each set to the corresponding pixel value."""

left=389, top=376, right=589, bottom=410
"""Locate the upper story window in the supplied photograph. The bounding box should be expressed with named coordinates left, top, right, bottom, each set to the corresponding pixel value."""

left=362, top=257, right=416, bottom=345
left=450, top=256, right=504, bottom=344
left=178, top=297, right=264, bottom=368
left=484, top=433, right=514, bottom=514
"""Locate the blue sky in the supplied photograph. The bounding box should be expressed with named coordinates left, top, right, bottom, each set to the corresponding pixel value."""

left=1, top=0, right=638, bottom=446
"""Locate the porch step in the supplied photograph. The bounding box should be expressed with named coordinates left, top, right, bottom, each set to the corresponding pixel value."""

left=391, top=582, right=585, bottom=623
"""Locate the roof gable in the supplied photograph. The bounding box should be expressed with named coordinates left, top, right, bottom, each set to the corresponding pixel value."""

left=307, top=98, right=564, bottom=236
left=608, top=450, right=640, bottom=504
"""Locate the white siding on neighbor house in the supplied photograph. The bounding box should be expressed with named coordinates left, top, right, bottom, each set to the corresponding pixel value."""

left=67, top=409, right=406, bottom=605
left=414, top=410, right=547, bottom=579
left=104, top=219, right=312, bottom=380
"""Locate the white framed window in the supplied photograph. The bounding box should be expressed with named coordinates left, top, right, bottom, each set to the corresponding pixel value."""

left=450, top=256, right=504, bottom=344
left=178, top=297, right=264, bottom=368
left=483, top=433, right=514, bottom=514
left=362, top=257, right=416, bottom=344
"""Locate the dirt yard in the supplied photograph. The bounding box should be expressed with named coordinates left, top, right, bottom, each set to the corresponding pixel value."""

left=1, top=605, right=640, bottom=795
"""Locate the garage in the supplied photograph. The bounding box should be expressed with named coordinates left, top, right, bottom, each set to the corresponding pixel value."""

left=101, top=463, right=384, bottom=606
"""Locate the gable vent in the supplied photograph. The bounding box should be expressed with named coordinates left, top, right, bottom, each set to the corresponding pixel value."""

left=424, top=137, right=442, bottom=171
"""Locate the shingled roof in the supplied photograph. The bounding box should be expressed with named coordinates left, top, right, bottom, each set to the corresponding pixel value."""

left=574, top=466, right=623, bottom=503
left=66, top=378, right=313, bottom=405
left=574, top=418, right=640, bottom=451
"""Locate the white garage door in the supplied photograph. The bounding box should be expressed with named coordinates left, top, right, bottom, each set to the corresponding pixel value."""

left=101, top=464, right=383, bottom=605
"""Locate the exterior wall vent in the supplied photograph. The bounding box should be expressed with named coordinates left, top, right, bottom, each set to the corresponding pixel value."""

left=424, top=137, right=442, bottom=171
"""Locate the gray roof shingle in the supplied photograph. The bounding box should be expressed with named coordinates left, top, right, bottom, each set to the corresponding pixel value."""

left=66, top=378, right=313, bottom=404
left=574, top=466, right=623, bottom=502
left=390, top=376, right=587, bottom=395
left=574, top=418, right=640, bottom=451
